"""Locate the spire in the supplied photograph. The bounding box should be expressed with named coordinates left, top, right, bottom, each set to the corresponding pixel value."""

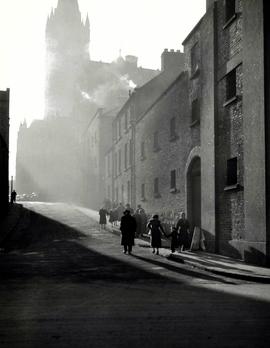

left=85, top=13, right=90, bottom=27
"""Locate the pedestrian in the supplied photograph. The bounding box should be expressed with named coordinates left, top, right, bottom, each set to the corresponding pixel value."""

left=120, top=209, right=137, bottom=254
left=99, top=206, right=108, bottom=230
left=168, top=226, right=178, bottom=253
left=147, top=214, right=165, bottom=255
left=117, top=202, right=125, bottom=225
left=133, top=209, right=142, bottom=237
left=176, top=212, right=190, bottom=252
left=125, top=203, right=134, bottom=215
left=11, top=190, right=17, bottom=204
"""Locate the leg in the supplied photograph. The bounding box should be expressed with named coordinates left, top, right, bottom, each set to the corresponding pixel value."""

left=128, top=245, right=132, bottom=254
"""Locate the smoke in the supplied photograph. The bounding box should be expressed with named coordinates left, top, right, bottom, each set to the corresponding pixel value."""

left=81, top=74, right=137, bottom=108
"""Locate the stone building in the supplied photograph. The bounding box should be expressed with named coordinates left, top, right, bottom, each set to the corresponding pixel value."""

left=0, top=89, right=10, bottom=218
left=16, top=0, right=158, bottom=202
left=104, top=0, right=270, bottom=265
left=103, top=50, right=185, bottom=210
left=181, top=0, right=270, bottom=265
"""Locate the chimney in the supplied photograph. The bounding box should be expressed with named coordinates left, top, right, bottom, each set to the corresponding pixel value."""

left=161, top=48, right=185, bottom=73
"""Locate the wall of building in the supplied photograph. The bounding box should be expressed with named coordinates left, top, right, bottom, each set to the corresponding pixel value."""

left=0, top=89, right=9, bottom=218
left=134, top=73, right=189, bottom=219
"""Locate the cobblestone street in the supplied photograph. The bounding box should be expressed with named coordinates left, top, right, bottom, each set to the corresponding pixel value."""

left=0, top=202, right=270, bottom=347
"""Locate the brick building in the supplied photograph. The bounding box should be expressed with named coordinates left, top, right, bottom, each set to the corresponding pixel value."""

left=0, top=89, right=10, bottom=218
left=104, top=0, right=270, bottom=265
left=181, top=0, right=270, bottom=265
left=104, top=50, right=186, bottom=210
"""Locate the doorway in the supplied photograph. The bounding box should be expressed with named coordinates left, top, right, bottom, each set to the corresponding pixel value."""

left=187, top=157, right=201, bottom=231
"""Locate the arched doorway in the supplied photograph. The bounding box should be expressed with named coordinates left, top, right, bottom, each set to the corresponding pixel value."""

left=187, top=157, right=201, bottom=232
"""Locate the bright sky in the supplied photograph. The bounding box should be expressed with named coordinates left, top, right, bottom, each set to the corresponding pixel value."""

left=0, top=0, right=206, bottom=177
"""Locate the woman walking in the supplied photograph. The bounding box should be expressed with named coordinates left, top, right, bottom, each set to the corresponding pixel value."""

left=99, top=207, right=108, bottom=230
left=147, top=214, right=165, bottom=255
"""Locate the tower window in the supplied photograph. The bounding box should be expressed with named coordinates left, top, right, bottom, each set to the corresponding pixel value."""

left=225, top=0, right=236, bottom=23
left=226, top=157, right=237, bottom=186
left=191, top=42, right=200, bottom=77
left=226, top=69, right=237, bottom=102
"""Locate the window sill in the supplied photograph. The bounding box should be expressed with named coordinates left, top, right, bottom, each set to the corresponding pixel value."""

left=170, top=188, right=178, bottom=194
left=223, top=13, right=237, bottom=30
left=190, top=119, right=200, bottom=127
left=153, top=147, right=161, bottom=153
left=140, top=156, right=146, bottom=161
left=154, top=193, right=161, bottom=199
left=141, top=197, right=146, bottom=202
left=223, top=96, right=238, bottom=107
left=190, top=67, right=200, bottom=80
left=224, top=183, right=243, bottom=192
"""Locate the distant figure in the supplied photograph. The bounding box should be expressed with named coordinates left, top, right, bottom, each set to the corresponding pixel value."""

left=176, top=212, right=190, bottom=252
left=168, top=226, right=178, bottom=253
left=147, top=214, right=165, bottom=255
left=139, top=206, right=147, bottom=235
left=11, top=190, right=17, bottom=204
left=99, top=207, right=108, bottom=230
left=120, top=210, right=137, bottom=254
left=117, top=203, right=125, bottom=224
left=133, top=210, right=142, bottom=237
left=125, top=203, right=134, bottom=215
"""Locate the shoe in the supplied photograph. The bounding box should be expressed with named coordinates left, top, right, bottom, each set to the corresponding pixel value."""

left=152, top=249, right=155, bottom=253
left=156, top=251, right=159, bottom=255
left=123, top=250, right=127, bottom=254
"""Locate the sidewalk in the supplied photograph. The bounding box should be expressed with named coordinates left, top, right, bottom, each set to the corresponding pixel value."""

left=76, top=206, right=270, bottom=283
left=0, top=203, right=23, bottom=245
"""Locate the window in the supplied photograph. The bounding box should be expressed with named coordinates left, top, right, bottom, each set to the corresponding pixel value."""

left=154, top=178, right=160, bottom=197
left=170, top=117, right=177, bottom=139
left=127, top=181, right=131, bottom=203
left=115, top=187, right=119, bottom=202
left=141, top=141, right=145, bottom=159
left=153, top=131, right=159, bottom=151
left=114, top=153, right=117, bottom=177
left=226, top=157, right=237, bottom=186
left=118, top=149, right=121, bottom=173
left=191, top=99, right=200, bottom=124
left=226, top=69, right=237, bottom=102
left=107, top=185, right=111, bottom=199
left=191, top=42, right=200, bottom=77
left=141, top=183, right=145, bottom=201
left=129, top=139, right=132, bottom=165
left=225, top=0, right=236, bottom=23
left=170, top=170, right=176, bottom=191
left=125, top=143, right=128, bottom=169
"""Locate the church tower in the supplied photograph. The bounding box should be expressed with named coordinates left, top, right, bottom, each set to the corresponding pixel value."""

left=45, top=0, right=90, bottom=118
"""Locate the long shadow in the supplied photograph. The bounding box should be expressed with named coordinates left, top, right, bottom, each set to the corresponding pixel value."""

left=131, top=254, right=237, bottom=284
left=1, top=206, right=270, bottom=347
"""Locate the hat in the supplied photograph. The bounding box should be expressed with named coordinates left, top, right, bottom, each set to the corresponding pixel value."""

left=124, top=209, right=130, bottom=215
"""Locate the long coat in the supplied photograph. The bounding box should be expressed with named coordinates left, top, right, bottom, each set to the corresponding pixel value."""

left=176, top=218, right=190, bottom=248
left=120, top=215, right=137, bottom=246
left=99, top=208, right=108, bottom=225
left=147, top=219, right=164, bottom=248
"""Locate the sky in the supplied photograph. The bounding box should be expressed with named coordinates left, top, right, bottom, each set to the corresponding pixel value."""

left=0, top=0, right=206, bottom=178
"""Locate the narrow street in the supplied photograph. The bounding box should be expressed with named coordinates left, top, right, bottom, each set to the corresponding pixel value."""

left=0, top=202, right=270, bottom=348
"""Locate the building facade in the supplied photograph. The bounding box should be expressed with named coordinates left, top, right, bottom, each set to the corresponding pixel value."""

left=0, top=89, right=10, bottom=218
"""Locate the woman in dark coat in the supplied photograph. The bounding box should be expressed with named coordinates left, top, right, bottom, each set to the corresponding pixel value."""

left=168, top=226, right=178, bottom=253
left=176, top=212, right=190, bottom=251
left=120, top=210, right=137, bottom=254
left=147, top=214, right=165, bottom=255
left=99, top=207, right=108, bottom=230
